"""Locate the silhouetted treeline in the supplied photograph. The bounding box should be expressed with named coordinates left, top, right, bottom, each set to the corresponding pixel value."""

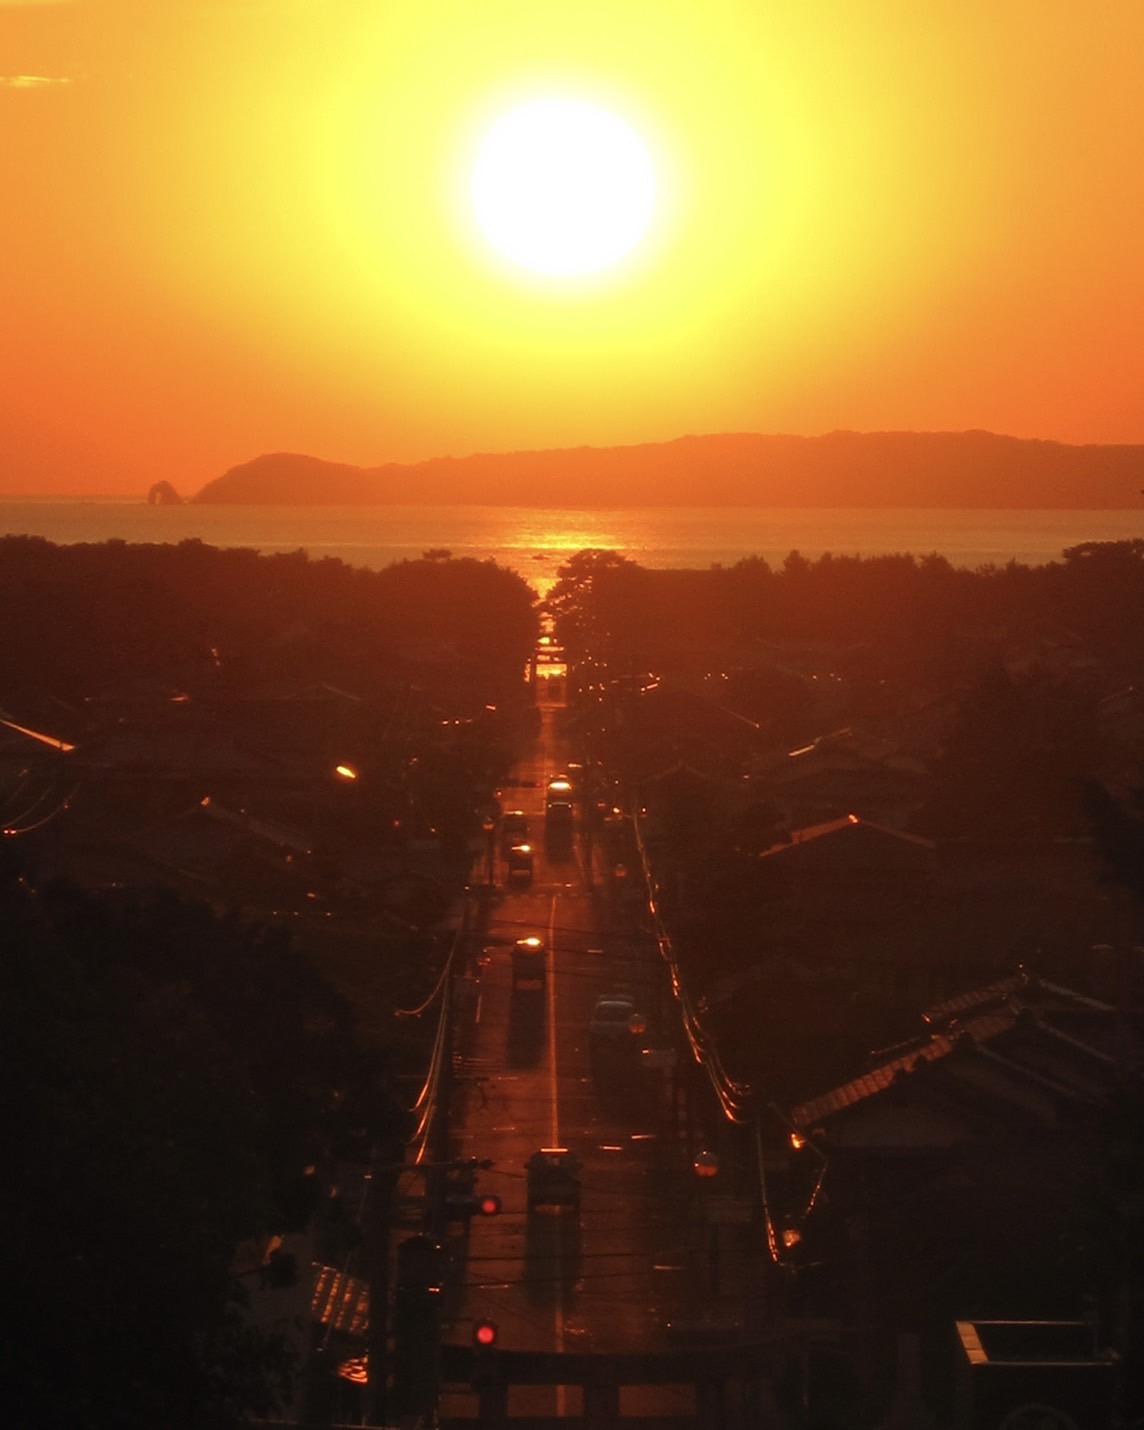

left=550, top=540, right=1144, bottom=678
left=0, top=537, right=537, bottom=705
left=0, top=851, right=405, bottom=1427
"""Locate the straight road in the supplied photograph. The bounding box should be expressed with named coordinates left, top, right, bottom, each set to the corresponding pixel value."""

left=439, top=683, right=697, bottom=1421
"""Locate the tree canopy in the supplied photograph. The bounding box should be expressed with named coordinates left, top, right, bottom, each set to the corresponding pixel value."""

left=0, top=538, right=538, bottom=704
left=0, top=852, right=399, bottom=1427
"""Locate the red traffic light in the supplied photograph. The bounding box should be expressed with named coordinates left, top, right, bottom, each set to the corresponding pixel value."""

left=473, top=1318, right=498, bottom=1348
left=445, top=1191, right=502, bottom=1219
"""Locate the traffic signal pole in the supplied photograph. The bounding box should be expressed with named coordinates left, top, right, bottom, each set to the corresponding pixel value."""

left=363, top=1149, right=496, bottom=1424
left=365, top=895, right=482, bottom=1421
left=472, top=1319, right=507, bottom=1426
left=363, top=1137, right=402, bottom=1427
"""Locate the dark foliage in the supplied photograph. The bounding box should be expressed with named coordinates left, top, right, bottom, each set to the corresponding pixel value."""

left=917, top=662, right=1098, bottom=836
left=1085, top=777, right=1144, bottom=902
left=0, top=850, right=396, bottom=1428
left=551, top=539, right=1144, bottom=680
left=0, top=537, right=537, bottom=705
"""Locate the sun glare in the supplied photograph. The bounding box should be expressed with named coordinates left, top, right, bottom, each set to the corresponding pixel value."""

left=471, top=98, right=656, bottom=279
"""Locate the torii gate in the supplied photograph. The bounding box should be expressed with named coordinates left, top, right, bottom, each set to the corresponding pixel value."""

left=437, top=1325, right=841, bottom=1429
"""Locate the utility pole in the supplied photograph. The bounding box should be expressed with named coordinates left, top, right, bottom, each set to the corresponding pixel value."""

left=364, top=1144, right=495, bottom=1424
left=427, top=916, right=464, bottom=1241
left=365, top=899, right=469, bottom=1422
left=363, top=1133, right=404, bottom=1427
left=392, top=1233, right=445, bottom=1421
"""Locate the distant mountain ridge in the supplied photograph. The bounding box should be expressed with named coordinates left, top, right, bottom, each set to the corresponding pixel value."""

left=191, top=431, right=1144, bottom=508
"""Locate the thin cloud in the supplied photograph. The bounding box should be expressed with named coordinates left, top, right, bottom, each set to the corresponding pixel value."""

left=0, top=74, right=73, bottom=87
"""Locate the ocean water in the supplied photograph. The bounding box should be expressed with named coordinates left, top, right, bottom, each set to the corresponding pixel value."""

left=1, top=501, right=1141, bottom=597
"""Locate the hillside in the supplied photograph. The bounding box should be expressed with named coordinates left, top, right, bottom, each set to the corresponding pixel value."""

left=192, top=430, right=1144, bottom=508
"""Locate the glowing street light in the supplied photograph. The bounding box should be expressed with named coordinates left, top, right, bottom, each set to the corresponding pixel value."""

left=481, top=815, right=497, bottom=887
left=334, top=763, right=358, bottom=781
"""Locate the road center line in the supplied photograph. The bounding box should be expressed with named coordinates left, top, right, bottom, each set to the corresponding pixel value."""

left=546, top=890, right=567, bottom=1413
left=546, top=890, right=560, bottom=1150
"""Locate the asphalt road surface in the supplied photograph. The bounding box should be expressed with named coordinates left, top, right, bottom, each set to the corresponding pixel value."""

left=438, top=683, right=699, bottom=1422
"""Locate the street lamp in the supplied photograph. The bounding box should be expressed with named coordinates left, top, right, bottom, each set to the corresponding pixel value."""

left=481, top=816, right=496, bottom=887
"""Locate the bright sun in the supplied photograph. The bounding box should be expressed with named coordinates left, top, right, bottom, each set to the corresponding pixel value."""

left=471, top=98, right=656, bottom=279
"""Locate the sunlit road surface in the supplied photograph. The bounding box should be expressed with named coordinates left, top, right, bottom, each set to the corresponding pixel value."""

left=439, top=685, right=696, bottom=1422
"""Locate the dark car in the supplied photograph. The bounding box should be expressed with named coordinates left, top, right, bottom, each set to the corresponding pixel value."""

left=511, top=936, right=546, bottom=992
left=545, top=778, right=574, bottom=829
left=501, top=809, right=529, bottom=847
left=506, top=841, right=534, bottom=884
left=526, top=1147, right=581, bottom=1213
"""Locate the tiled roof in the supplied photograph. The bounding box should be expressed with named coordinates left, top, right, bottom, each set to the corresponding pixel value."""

left=922, top=976, right=1025, bottom=1025
left=791, top=1033, right=955, bottom=1128
left=0, top=716, right=76, bottom=755
left=758, top=814, right=935, bottom=861
left=790, top=978, right=1128, bottom=1134
left=643, top=760, right=737, bottom=790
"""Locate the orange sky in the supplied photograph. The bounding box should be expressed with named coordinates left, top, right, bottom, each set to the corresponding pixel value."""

left=2, top=0, right=1142, bottom=495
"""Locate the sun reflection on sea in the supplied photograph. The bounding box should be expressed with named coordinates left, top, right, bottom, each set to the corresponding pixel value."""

left=489, top=512, right=629, bottom=597
left=497, top=518, right=624, bottom=552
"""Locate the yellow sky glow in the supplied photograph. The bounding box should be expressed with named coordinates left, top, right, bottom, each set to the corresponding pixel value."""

left=1, top=1, right=1142, bottom=492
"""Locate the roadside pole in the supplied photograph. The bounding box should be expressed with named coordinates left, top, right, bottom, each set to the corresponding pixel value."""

left=365, top=896, right=471, bottom=1424
left=364, top=1135, right=402, bottom=1427
left=428, top=903, right=467, bottom=1240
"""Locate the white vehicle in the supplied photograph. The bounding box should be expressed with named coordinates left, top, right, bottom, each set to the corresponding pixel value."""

left=589, top=993, right=642, bottom=1044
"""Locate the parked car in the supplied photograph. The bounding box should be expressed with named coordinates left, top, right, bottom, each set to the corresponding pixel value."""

left=511, top=936, right=546, bottom=992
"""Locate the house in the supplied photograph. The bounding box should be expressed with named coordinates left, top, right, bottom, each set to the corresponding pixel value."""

left=613, top=683, right=763, bottom=782
left=749, top=815, right=936, bottom=954
left=748, top=727, right=927, bottom=831
left=774, top=973, right=1141, bottom=1376
left=693, top=817, right=939, bottom=1100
